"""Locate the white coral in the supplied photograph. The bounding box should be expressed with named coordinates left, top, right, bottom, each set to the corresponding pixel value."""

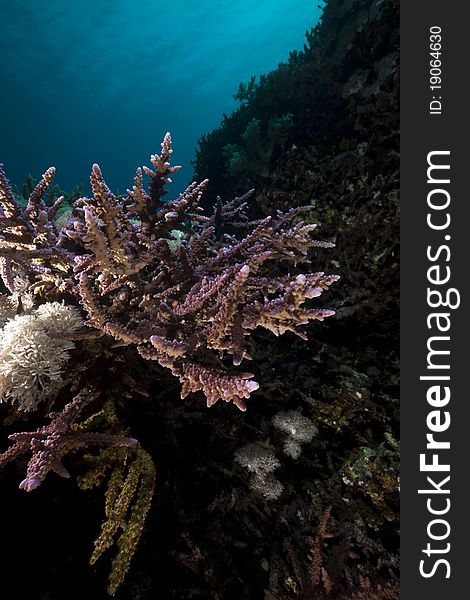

left=234, top=442, right=280, bottom=475
left=250, top=473, right=284, bottom=500
left=272, top=409, right=318, bottom=459
left=234, top=443, right=284, bottom=500
left=0, top=302, right=83, bottom=411
left=34, top=301, right=84, bottom=332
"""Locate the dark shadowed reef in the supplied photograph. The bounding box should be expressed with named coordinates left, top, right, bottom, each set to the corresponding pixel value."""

left=0, top=0, right=399, bottom=599
left=191, top=0, right=399, bottom=597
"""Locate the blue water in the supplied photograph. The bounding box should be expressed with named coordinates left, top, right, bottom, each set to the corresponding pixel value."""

left=0, top=1, right=322, bottom=195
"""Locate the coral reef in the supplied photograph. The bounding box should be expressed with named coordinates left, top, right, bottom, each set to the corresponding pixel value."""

left=0, top=131, right=337, bottom=594
left=1, top=134, right=337, bottom=413
left=190, top=0, right=399, bottom=598
left=0, top=0, right=398, bottom=598
left=194, top=0, right=399, bottom=333
left=223, top=114, right=293, bottom=183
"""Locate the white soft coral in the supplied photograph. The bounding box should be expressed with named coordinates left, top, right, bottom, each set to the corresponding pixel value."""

left=0, top=301, right=83, bottom=411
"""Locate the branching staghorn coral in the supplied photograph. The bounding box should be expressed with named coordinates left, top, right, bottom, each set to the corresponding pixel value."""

left=0, top=390, right=136, bottom=491
left=1, top=133, right=338, bottom=412
left=0, top=132, right=338, bottom=592
left=0, top=163, right=74, bottom=294
left=69, top=134, right=337, bottom=410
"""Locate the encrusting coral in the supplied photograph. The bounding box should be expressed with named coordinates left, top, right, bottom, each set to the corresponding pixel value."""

left=0, top=133, right=338, bottom=592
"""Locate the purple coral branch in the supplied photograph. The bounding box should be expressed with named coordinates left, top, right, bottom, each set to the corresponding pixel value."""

left=1, top=133, right=339, bottom=411
left=0, top=391, right=137, bottom=491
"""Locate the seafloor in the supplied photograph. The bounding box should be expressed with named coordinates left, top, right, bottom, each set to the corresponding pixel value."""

left=0, top=0, right=399, bottom=598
